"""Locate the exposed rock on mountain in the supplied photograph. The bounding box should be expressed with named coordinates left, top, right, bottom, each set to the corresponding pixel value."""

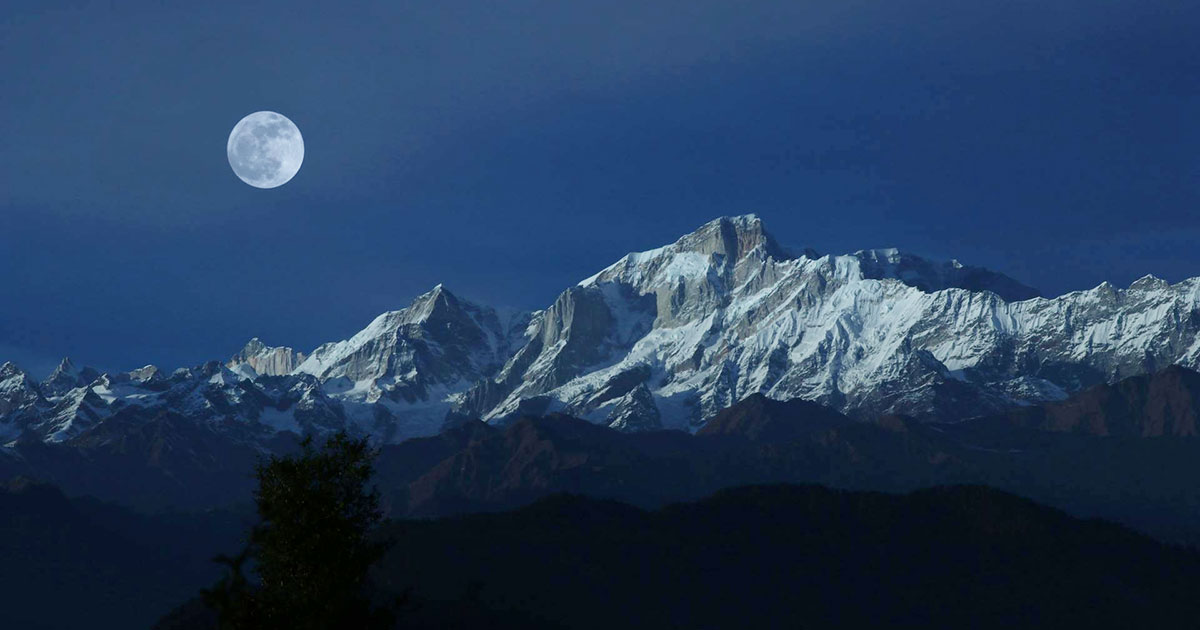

left=227, top=338, right=305, bottom=377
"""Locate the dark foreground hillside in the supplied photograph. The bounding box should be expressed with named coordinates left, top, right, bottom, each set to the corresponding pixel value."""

left=369, top=485, right=1200, bottom=630
left=0, top=479, right=249, bottom=629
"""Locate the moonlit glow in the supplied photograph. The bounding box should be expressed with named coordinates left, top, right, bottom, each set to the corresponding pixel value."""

left=226, top=111, right=304, bottom=189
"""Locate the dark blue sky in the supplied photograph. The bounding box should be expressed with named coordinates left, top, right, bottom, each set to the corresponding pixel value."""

left=2, top=0, right=1198, bottom=376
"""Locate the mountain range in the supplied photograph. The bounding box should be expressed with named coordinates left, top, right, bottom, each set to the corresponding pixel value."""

left=5, top=215, right=1198, bottom=455
left=5, top=215, right=1200, bottom=519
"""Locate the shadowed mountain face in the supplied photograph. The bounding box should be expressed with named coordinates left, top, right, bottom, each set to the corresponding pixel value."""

left=370, top=382, right=1200, bottom=545
left=375, top=485, right=1200, bottom=630
left=696, top=394, right=853, bottom=440
left=958, top=364, right=1200, bottom=439
left=375, top=394, right=975, bottom=519
left=0, top=408, right=294, bottom=511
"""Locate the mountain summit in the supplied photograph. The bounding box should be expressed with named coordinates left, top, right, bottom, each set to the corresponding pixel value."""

left=228, top=339, right=306, bottom=378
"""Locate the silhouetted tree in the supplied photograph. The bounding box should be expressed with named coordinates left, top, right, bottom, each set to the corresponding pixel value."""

left=200, top=548, right=254, bottom=628
left=205, top=431, right=393, bottom=629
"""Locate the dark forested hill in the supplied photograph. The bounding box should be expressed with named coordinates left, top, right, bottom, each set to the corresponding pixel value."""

left=0, top=479, right=247, bottom=629
left=375, top=485, right=1200, bottom=630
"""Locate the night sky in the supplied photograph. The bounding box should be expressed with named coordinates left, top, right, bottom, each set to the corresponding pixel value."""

left=2, top=1, right=1198, bottom=375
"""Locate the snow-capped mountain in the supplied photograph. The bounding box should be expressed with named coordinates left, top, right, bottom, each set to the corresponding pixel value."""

left=458, top=216, right=1200, bottom=431
left=4, top=215, right=1200, bottom=449
left=293, top=285, right=526, bottom=400
left=0, top=284, right=529, bottom=447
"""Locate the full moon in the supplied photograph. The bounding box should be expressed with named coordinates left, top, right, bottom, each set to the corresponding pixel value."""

left=227, top=111, right=304, bottom=189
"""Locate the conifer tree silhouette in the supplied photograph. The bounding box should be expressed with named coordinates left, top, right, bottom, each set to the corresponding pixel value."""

left=205, top=431, right=394, bottom=629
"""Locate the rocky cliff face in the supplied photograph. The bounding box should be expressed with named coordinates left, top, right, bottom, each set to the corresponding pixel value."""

left=5, top=215, right=1200, bottom=449
left=227, top=338, right=306, bottom=377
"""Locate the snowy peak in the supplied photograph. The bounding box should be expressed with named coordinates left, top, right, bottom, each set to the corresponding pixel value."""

left=128, top=365, right=160, bottom=382
left=47, top=357, right=76, bottom=380
left=0, top=362, right=24, bottom=381
left=467, top=215, right=1200, bottom=432
left=474, top=215, right=1057, bottom=427
left=294, top=285, right=529, bottom=436
left=300, top=285, right=487, bottom=380
left=584, top=215, right=1037, bottom=305
left=35, top=385, right=111, bottom=443
left=853, top=248, right=1040, bottom=302
left=1, top=363, right=45, bottom=429
left=227, top=338, right=306, bottom=377
left=402, top=284, right=462, bottom=324
left=1128, top=274, right=1169, bottom=292
left=1, top=362, right=41, bottom=401
left=582, top=214, right=791, bottom=292
left=673, top=215, right=791, bottom=264
left=41, top=357, right=101, bottom=397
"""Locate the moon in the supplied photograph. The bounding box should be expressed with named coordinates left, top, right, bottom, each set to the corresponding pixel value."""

left=227, top=111, right=304, bottom=189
